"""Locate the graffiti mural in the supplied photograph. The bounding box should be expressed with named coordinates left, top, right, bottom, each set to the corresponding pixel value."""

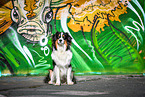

left=11, top=0, right=53, bottom=42
left=0, top=0, right=144, bottom=76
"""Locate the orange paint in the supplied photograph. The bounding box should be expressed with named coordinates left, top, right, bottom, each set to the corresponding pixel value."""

left=0, top=1, right=13, bottom=34
left=24, top=0, right=38, bottom=18
left=52, top=0, right=129, bottom=33
left=139, top=50, right=142, bottom=54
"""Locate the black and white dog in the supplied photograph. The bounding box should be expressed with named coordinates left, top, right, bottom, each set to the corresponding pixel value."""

left=44, top=32, right=76, bottom=85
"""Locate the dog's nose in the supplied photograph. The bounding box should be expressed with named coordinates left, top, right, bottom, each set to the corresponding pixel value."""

left=59, top=39, right=62, bottom=42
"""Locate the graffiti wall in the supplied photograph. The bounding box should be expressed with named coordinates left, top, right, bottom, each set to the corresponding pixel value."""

left=0, top=0, right=144, bottom=76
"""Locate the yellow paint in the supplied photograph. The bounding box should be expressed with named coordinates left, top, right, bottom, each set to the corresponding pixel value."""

left=54, top=0, right=129, bottom=32
left=24, top=0, right=38, bottom=18
left=0, top=1, right=13, bottom=34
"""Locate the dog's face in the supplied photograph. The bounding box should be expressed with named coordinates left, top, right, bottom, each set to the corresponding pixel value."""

left=57, top=32, right=65, bottom=45
left=52, top=32, right=72, bottom=50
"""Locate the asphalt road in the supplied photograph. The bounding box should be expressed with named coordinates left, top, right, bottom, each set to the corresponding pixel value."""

left=0, top=75, right=145, bottom=97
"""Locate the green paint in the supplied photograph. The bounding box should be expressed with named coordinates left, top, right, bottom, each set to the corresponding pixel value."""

left=0, top=0, right=144, bottom=76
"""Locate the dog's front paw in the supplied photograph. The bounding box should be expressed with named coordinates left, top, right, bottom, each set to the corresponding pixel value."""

left=67, top=81, right=74, bottom=85
left=55, top=83, right=61, bottom=86
left=48, top=81, right=54, bottom=85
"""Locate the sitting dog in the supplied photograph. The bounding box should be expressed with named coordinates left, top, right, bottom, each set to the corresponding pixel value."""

left=44, top=32, right=76, bottom=85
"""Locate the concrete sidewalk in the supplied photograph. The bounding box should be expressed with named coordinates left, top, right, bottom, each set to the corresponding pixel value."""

left=0, top=75, right=145, bottom=97
left=0, top=75, right=140, bottom=90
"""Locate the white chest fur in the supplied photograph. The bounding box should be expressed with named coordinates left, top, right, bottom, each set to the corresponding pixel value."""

left=51, top=45, right=72, bottom=68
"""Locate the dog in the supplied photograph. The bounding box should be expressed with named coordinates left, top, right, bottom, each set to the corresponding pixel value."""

left=44, top=32, right=76, bottom=85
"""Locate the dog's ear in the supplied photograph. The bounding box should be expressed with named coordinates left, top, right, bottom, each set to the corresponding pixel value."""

left=52, top=34, right=56, bottom=42
left=52, top=32, right=58, bottom=46
left=52, top=32, right=59, bottom=41
left=52, top=32, right=60, bottom=50
left=65, top=33, right=72, bottom=42
left=52, top=34, right=56, bottom=48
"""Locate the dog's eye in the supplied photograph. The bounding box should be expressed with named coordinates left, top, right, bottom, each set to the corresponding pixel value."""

left=59, top=34, right=61, bottom=38
left=62, top=35, right=64, bottom=38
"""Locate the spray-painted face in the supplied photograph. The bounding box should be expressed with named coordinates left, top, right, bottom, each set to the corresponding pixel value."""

left=11, top=0, right=53, bottom=42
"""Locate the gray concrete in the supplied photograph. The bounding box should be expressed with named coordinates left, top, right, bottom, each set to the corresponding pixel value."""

left=0, top=75, right=145, bottom=97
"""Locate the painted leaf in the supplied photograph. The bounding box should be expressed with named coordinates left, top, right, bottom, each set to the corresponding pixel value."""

left=91, top=17, right=144, bottom=73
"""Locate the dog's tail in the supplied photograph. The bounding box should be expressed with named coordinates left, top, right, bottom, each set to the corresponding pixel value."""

left=43, top=72, right=50, bottom=83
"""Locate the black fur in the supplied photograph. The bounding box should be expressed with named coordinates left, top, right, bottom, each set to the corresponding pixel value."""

left=44, top=71, right=77, bottom=84
left=65, top=33, right=72, bottom=50
left=44, top=61, right=56, bottom=84
left=44, top=72, right=50, bottom=83
left=52, top=32, right=72, bottom=50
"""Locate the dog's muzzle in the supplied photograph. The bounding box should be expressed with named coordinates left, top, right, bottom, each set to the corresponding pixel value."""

left=58, top=39, right=64, bottom=45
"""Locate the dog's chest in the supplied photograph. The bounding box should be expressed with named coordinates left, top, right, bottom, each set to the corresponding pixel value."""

left=56, top=51, right=68, bottom=61
left=51, top=50, right=72, bottom=66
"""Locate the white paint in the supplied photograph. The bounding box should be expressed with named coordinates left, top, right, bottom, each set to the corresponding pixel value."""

left=23, top=45, right=35, bottom=65
left=60, top=7, right=92, bottom=61
left=43, top=46, right=50, bottom=56
left=125, top=1, right=144, bottom=50
left=132, top=0, right=145, bottom=27
left=31, top=49, right=50, bottom=68
left=39, top=35, right=50, bottom=56
left=39, top=35, right=48, bottom=46
left=8, top=27, right=35, bottom=67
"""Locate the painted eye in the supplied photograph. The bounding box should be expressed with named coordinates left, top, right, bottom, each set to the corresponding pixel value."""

left=11, top=7, right=20, bottom=23
left=13, top=11, right=19, bottom=19
left=42, top=7, right=53, bottom=23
